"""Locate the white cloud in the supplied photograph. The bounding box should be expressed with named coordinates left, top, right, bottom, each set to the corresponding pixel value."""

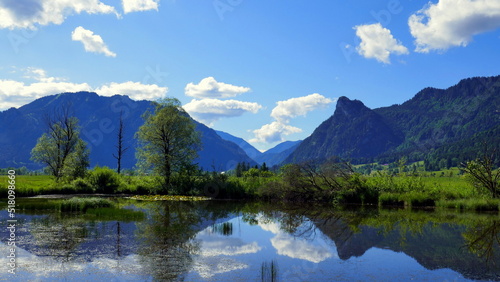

left=251, top=94, right=333, bottom=144
left=183, top=98, right=262, bottom=126
left=0, top=68, right=168, bottom=110
left=409, top=0, right=500, bottom=53
left=0, top=79, right=92, bottom=109
left=271, top=233, right=333, bottom=263
left=185, top=77, right=251, bottom=99
left=354, top=23, right=409, bottom=64
left=257, top=215, right=336, bottom=263
left=0, top=0, right=118, bottom=29
left=71, top=26, right=116, bottom=57
left=95, top=81, right=168, bottom=100
left=193, top=257, right=249, bottom=279
left=23, top=67, right=65, bottom=83
left=250, top=121, right=302, bottom=144
left=122, top=0, right=159, bottom=14
left=198, top=238, right=261, bottom=257
left=271, top=93, right=333, bottom=123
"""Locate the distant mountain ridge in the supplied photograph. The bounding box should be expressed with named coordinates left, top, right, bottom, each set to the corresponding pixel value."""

left=286, top=75, right=500, bottom=165
left=0, top=92, right=256, bottom=171
left=215, top=130, right=301, bottom=167
left=215, top=130, right=262, bottom=161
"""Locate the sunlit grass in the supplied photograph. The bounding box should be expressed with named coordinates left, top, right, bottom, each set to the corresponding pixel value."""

left=437, top=198, right=500, bottom=212
left=128, top=195, right=212, bottom=201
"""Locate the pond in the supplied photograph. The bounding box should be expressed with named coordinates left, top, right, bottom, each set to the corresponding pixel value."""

left=1, top=198, right=500, bottom=281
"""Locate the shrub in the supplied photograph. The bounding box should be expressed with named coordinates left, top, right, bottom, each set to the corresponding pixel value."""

left=71, top=178, right=93, bottom=193
left=87, top=166, right=121, bottom=194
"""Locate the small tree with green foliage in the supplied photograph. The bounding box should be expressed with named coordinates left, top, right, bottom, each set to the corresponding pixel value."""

left=135, top=98, right=201, bottom=193
left=31, top=106, right=89, bottom=182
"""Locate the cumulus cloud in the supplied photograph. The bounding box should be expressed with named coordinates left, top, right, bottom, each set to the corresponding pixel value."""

left=251, top=94, right=334, bottom=144
left=355, top=23, right=409, bottom=64
left=250, top=121, right=302, bottom=144
left=0, top=79, right=91, bottom=109
left=122, top=0, right=159, bottom=14
left=71, top=26, right=116, bottom=57
left=183, top=98, right=262, bottom=126
left=22, top=67, right=65, bottom=83
left=257, top=215, right=336, bottom=263
left=0, top=0, right=117, bottom=29
left=271, top=233, right=333, bottom=263
left=95, top=81, right=167, bottom=100
left=185, top=77, right=251, bottom=99
left=409, top=0, right=500, bottom=53
left=271, top=93, right=333, bottom=123
left=0, top=68, right=168, bottom=110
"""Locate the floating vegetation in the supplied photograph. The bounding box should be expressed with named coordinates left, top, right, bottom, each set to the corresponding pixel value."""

left=128, top=195, right=212, bottom=201
left=60, top=197, right=115, bottom=212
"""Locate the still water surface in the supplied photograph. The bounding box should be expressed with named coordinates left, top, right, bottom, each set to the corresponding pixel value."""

left=1, top=198, right=500, bottom=281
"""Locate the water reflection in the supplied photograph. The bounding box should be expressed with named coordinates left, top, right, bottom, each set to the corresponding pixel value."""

left=1, top=199, right=500, bottom=280
left=261, top=260, right=278, bottom=282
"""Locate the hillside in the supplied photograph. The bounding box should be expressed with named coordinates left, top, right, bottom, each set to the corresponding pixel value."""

left=0, top=92, right=256, bottom=171
left=215, top=130, right=262, bottom=161
left=286, top=75, right=500, bottom=165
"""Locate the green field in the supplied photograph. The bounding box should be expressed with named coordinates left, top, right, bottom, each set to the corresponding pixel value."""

left=1, top=170, right=499, bottom=211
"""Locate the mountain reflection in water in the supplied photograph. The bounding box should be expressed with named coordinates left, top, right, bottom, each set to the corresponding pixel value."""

left=0, top=199, right=499, bottom=281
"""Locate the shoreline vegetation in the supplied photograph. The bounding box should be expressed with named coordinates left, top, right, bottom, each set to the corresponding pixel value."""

left=1, top=159, right=499, bottom=212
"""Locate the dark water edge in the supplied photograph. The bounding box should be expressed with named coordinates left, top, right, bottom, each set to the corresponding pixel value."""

left=1, top=198, right=499, bottom=281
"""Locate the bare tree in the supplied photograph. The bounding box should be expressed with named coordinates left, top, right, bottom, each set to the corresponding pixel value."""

left=461, top=143, right=500, bottom=198
left=113, top=111, right=129, bottom=174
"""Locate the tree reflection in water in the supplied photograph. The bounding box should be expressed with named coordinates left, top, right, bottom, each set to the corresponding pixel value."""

left=463, top=219, right=500, bottom=263
left=261, top=259, right=278, bottom=282
left=30, top=217, right=88, bottom=261
left=210, top=222, right=233, bottom=236
left=135, top=201, right=200, bottom=280
left=134, top=200, right=240, bottom=281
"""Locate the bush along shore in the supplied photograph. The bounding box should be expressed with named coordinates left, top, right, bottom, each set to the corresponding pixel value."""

left=2, top=154, right=500, bottom=212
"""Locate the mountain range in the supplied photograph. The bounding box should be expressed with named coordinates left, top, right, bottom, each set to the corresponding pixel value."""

left=286, top=75, right=500, bottom=166
left=0, top=92, right=257, bottom=171
left=1, top=75, right=499, bottom=171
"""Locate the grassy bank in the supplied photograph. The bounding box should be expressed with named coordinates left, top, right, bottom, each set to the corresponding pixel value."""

left=1, top=170, right=499, bottom=211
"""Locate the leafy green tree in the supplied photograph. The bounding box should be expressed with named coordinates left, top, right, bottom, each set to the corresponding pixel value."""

left=135, top=98, right=201, bottom=192
left=31, top=107, right=89, bottom=182
left=63, top=137, right=90, bottom=180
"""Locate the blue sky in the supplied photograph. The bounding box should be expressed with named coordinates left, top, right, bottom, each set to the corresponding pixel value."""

left=1, top=0, right=500, bottom=151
